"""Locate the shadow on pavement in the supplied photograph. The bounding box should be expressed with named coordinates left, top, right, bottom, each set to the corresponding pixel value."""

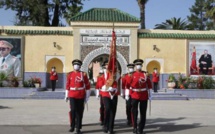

left=0, top=117, right=204, bottom=134
left=0, top=105, right=11, bottom=109
left=83, top=117, right=203, bottom=134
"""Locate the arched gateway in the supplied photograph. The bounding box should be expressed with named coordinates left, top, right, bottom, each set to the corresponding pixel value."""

left=81, top=47, right=128, bottom=75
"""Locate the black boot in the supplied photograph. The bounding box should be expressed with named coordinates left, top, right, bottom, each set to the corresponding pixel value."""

left=138, top=128, right=144, bottom=134
left=109, top=129, right=114, bottom=134
left=69, top=127, right=74, bottom=132
left=133, top=128, right=137, bottom=133
left=103, top=127, right=108, bottom=133
left=76, top=129, right=82, bottom=134
left=138, top=131, right=144, bottom=134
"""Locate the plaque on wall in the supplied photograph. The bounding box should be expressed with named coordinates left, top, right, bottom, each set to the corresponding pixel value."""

left=80, top=29, right=130, bottom=46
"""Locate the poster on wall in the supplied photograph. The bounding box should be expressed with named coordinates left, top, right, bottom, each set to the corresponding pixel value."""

left=189, top=41, right=215, bottom=75
left=0, top=37, right=23, bottom=79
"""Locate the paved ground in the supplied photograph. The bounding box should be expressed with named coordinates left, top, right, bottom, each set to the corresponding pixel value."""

left=1, top=97, right=215, bottom=134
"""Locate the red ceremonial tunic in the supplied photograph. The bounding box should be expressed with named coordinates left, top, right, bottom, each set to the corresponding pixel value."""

left=152, top=72, right=159, bottom=82
left=66, top=71, right=90, bottom=99
left=50, top=71, right=58, bottom=80
left=123, top=73, right=133, bottom=95
left=127, top=71, right=152, bottom=100
left=121, top=74, right=126, bottom=90
left=99, top=72, right=118, bottom=98
left=96, top=75, right=103, bottom=95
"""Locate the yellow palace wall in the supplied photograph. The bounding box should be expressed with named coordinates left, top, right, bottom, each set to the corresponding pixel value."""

left=1, top=26, right=215, bottom=88
left=138, top=38, right=187, bottom=74
left=24, top=35, right=74, bottom=72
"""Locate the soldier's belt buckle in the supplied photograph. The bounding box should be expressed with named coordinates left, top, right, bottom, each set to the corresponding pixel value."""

left=138, top=89, right=141, bottom=92
left=75, top=87, right=77, bottom=90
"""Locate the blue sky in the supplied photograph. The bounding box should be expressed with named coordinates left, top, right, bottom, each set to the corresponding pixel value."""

left=0, top=0, right=195, bottom=29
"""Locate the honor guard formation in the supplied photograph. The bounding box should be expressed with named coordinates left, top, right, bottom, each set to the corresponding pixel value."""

left=65, top=58, right=156, bottom=134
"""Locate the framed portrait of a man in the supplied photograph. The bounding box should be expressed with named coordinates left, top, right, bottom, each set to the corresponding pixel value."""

left=0, top=37, right=23, bottom=79
left=189, top=41, right=215, bottom=75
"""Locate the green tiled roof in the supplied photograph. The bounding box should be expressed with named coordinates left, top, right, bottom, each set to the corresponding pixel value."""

left=0, top=29, right=73, bottom=35
left=138, top=32, right=215, bottom=39
left=71, top=8, right=140, bottom=22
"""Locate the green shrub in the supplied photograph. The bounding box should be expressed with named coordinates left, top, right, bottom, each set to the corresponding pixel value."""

left=0, top=72, right=8, bottom=87
left=202, top=77, right=215, bottom=89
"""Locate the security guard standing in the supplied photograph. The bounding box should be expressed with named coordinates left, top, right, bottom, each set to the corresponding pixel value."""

left=99, top=60, right=118, bottom=134
left=127, top=59, right=152, bottom=134
left=0, top=40, right=21, bottom=78
left=95, top=69, right=105, bottom=125
left=152, top=68, right=159, bottom=93
left=50, top=66, right=58, bottom=91
left=121, top=63, right=135, bottom=126
left=65, top=59, right=91, bottom=134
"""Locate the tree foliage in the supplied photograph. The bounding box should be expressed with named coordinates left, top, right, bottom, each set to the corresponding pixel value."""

left=137, top=0, right=148, bottom=29
left=154, top=17, right=189, bottom=30
left=187, top=0, right=214, bottom=30
left=204, top=0, right=215, bottom=28
left=0, top=0, right=85, bottom=26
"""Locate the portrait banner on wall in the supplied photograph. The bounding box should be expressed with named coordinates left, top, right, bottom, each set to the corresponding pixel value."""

left=189, top=41, right=215, bottom=76
left=0, top=37, right=23, bottom=79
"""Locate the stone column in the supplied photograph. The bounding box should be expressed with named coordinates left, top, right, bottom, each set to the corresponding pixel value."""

left=73, top=27, right=81, bottom=59
left=130, top=28, right=138, bottom=62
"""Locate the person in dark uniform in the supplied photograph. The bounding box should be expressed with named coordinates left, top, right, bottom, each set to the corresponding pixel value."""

left=121, top=63, right=135, bottom=126
left=152, top=68, right=159, bottom=93
left=199, top=50, right=212, bottom=75
left=127, top=59, right=152, bottom=134
left=98, top=60, right=119, bottom=134
left=50, top=66, right=58, bottom=91
left=65, top=59, right=91, bottom=134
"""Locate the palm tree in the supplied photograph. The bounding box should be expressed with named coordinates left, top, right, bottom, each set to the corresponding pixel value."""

left=137, top=0, right=149, bottom=29
left=154, top=17, right=189, bottom=30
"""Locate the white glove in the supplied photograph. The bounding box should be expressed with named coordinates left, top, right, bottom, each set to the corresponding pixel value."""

left=64, top=90, right=69, bottom=102
left=120, top=86, right=125, bottom=97
left=120, top=93, right=124, bottom=97
left=108, top=87, right=113, bottom=92
left=85, top=90, right=91, bottom=103
left=102, top=85, right=106, bottom=90
left=96, top=89, right=100, bottom=100
left=125, top=95, right=129, bottom=101
left=108, top=87, right=117, bottom=92
left=125, top=89, right=130, bottom=96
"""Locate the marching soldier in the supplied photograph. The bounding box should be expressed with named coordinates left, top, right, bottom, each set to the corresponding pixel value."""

left=99, top=60, right=119, bottom=134
left=126, top=59, right=152, bottom=134
left=0, top=40, right=21, bottom=78
left=121, top=63, right=135, bottom=126
left=95, top=69, right=105, bottom=126
left=65, top=59, right=91, bottom=134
